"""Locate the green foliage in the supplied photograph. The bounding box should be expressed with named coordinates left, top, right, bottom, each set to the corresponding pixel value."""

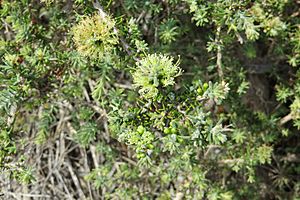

left=291, top=97, right=300, bottom=128
left=256, top=145, right=273, bottom=164
left=159, top=19, right=180, bottom=44
left=75, top=122, right=98, bottom=147
left=0, top=0, right=299, bottom=199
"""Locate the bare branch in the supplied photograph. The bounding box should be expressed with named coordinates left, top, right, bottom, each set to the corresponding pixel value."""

left=216, top=26, right=224, bottom=80
left=279, top=113, right=293, bottom=125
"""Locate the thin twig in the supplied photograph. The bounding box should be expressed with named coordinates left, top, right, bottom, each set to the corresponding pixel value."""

left=113, top=83, right=133, bottom=89
left=65, top=159, right=86, bottom=199
left=2, top=192, right=52, bottom=198
left=279, top=113, right=293, bottom=125
left=90, top=145, right=100, bottom=169
left=1, top=19, right=13, bottom=40
left=121, top=155, right=137, bottom=166
left=216, top=26, right=224, bottom=80
left=54, top=170, right=74, bottom=200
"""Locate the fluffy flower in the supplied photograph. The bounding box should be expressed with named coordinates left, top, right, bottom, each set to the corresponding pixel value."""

left=72, top=14, right=118, bottom=60
left=132, top=54, right=182, bottom=99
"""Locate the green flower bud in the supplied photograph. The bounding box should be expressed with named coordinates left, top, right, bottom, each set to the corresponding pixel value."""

left=178, top=138, right=184, bottom=143
left=171, top=127, right=177, bottom=134
left=137, top=153, right=145, bottom=159
left=203, top=82, right=209, bottom=91
left=137, top=125, right=144, bottom=134
left=197, top=87, right=203, bottom=95
left=147, top=144, right=154, bottom=149
left=164, top=127, right=171, bottom=134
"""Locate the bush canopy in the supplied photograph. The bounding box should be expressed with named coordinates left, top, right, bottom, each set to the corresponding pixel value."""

left=0, top=0, right=299, bottom=199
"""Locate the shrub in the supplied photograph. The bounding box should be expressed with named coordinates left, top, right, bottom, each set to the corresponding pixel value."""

left=0, top=0, right=299, bottom=199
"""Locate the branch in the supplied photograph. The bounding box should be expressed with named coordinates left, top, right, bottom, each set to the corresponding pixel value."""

left=216, top=26, right=224, bottom=80
left=279, top=113, right=293, bottom=125
left=1, top=192, right=51, bottom=199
